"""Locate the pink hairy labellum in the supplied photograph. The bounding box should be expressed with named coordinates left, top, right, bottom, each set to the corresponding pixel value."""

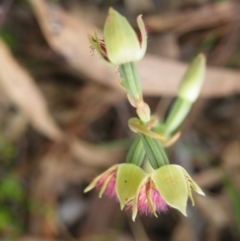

left=126, top=178, right=168, bottom=216
left=94, top=170, right=168, bottom=216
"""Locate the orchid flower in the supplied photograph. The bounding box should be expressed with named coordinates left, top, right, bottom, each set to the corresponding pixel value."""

left=131, top=164, right=204, bottom=221
left=89, top=7, right=147, bottom=66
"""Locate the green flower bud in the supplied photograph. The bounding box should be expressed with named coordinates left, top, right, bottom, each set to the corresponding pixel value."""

left=178, top=53, right=206, bottom=102
left=104, top=8, right=147, bottom=65
left=89, top=8, right=147, bottom=65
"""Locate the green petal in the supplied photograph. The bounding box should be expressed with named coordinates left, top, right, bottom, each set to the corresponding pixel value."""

left=181, top=168, right=205, bottom=196
left=190, top=181, right=205, bottom=196
left=104, top=8, right=141, bottom=65
left=116, top=164, right=146, bottom=210
left=152, top=165, right=188, bottom=216
left=146, top=180, right=157, bottom=217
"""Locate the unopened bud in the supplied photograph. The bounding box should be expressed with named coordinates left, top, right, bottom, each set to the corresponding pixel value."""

left=178, top=53, right=206, bottom=102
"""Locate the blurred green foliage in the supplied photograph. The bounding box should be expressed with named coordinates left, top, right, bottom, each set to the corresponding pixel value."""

left=224, top=173, right=240, bottom=237
left=0, top=29, right=17, bottom=49
left=198, top=32, right=219, bottom=52
left=0, top=136, right=25, bottom=239
left=0, top=136, right=17, bottom=166
left=226, top=38, right=240, bottom=69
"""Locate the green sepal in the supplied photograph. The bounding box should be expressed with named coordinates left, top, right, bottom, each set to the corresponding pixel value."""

left=152, top=165, right=188, bottom=216
left=116, top=164, right=146, bottom=209
left=140, top=134, right=169, bottom=169
left=126, top=135, right=145, bottom=166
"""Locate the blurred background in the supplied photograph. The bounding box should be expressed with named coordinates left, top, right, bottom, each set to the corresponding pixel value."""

left=0, top=0, right=240, bottom=240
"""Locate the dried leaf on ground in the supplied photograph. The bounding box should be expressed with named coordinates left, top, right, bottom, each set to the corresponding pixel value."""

left=70, top=137, right=126, bottom=167
left=19, top=237, right=58, bottom=241
left=145, top=2, right=240, bottom=34
left=0, top=39, right=62, bottom=141
left=195, top=194, right=230, bottom=227
left=171, top=219, right=197, bottom=241
left=30, top=0, right=240, bottom=98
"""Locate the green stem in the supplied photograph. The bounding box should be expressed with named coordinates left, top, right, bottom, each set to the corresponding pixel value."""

left=164, top=97, right=192, bottom=136
left=119, top=62, right=143, bottom=102
left=126, top=135, right=145, bottom=166
left=140, top=133, right=169, bottom=169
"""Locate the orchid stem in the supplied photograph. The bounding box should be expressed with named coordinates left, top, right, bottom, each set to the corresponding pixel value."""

left=126, top=135, right=145, bottom=166
left=119, top=62, right=143, bottom=103
left=164, top=97, right=192, bottom=136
